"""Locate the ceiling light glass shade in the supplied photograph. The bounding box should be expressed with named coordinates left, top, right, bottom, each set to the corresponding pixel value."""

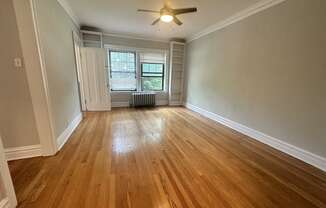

left=160, top=14, right=173, bottom=22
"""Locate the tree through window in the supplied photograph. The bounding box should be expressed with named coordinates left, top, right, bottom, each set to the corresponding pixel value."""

left=141, top=63, right=164, bottom=91
left=109, top=51, right=137, bottom=91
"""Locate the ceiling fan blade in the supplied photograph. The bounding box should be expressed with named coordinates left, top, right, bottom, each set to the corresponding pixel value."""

left=138, top=9, right=160, bottom=13
left=151, top=18, right=161, bottom=25
left=173, top=7, right=197, bottom=15
left=173, top=16, right=183, bottom=26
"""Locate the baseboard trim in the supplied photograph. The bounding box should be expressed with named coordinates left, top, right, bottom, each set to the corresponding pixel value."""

left=111, top=102, right=130, bottom=108
left=0, top=198, right=9, bottom=208
left=184, top=102, right=326, bottom=172
left=5, top=145, right=42, bottom=161
left=86, top=106, right=111, bottom=111
left=57, top=113, right=83, bottom=151
left=156, top=100, right=169, bottom=106
left=169, top=101, right=184, bottom=106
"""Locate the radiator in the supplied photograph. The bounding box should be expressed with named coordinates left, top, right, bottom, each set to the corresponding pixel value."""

left=132, top=92, right=156, bottom=107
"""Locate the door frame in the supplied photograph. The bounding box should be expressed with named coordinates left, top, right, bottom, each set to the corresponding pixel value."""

left=0, top=136, right=17, bottom=208
left=72, top=31, right=87, bottom=111
left=13, top=0, right=58, bottom=156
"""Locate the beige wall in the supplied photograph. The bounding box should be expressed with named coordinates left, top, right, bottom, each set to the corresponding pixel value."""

left=0, top=0, right=40, bottom=148
left=185, top=0, right=326, bottom=157
left=34, top=0, right=81, bottom=138
left=103, top=35, right=169, bottom=50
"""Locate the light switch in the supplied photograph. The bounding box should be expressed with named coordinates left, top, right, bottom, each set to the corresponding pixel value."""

left=14, top=58, right=23, bottom=68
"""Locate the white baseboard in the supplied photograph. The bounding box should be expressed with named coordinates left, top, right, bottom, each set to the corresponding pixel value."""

left=169, top=101, right=184, bottom=106
left=0, top=198, right=9, bottom=208
left=86, top=106, right=111, bottom=111
left=5, top=145, right=42, bottom=161
left=185, top=102, right=326, bottom=172
left=111, top=101, right=130, bottom=108
left=156, top=100, right=169, bottom=106
left=57, top=113, right=83, bottom=151
left=4, top=113, right=83, bottom=160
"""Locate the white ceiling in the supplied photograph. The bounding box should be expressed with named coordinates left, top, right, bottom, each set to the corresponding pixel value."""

left=66, top=0, right=262, bottom=41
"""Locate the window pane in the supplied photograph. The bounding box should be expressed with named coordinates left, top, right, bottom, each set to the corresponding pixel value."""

left=111, top=78, right=137, bottom=91
left=141, top=63, right=164, bottom=91
left=142, top=77, right=163, bottom=91
left=109, top=51, right=136, bottom=91
left=142, top=63, right=163, bottom=73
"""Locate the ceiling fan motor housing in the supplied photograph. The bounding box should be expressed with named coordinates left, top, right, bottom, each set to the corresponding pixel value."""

left=138, top=5, right=197, bottom=26
left=160, top=7, right=173, bottom=16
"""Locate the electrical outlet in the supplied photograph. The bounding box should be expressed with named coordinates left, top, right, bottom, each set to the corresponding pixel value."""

left=14, top=58, right=23, bottom=68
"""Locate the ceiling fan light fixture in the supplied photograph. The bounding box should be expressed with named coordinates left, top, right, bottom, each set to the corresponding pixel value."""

left=160, top=14, right=173, bottom=23
left=138, top=5, right=197, bottom=26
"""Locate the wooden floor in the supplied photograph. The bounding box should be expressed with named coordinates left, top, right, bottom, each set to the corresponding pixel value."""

left=9, top=107, right=326, bottom=208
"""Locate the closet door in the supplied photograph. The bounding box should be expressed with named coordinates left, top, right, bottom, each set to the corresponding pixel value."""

left=0, top=136, right=17, bottom=208
left=81, top=48, right=111, bottom=111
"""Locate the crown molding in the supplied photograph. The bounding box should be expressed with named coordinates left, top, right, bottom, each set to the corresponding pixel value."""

left=187, top=0, right=287, bottom=42
left=57, top=0, right=80, bottom=26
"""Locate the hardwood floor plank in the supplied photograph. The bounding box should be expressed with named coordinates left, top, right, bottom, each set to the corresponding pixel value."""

left=9, top=107, right=326, bottom=208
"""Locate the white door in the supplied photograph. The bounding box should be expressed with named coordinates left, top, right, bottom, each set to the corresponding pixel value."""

left=80, top=48, right=111, bottom=111
left=0, top=136, right=17, bottom=208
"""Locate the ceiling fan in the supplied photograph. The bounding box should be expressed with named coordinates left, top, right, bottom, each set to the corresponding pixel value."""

left=138, top=4, right=197, bottom=26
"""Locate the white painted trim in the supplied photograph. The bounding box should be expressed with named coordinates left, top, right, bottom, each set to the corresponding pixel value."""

left=81, top=30, right=103, bottom=36
left=156, top=100, right=169, bottom=106
left=0, top=135, right=17, bottom=207
left=73, top=31, right=86, bottom=111
left=5, top=145, right=42, bottom=161
left=111, top=102, right=130, bottom=108
left=169, top=102, right=184, bottom=106
left=56, top=0, right=79, bottom=26
left=170, top=41, right=186, bottom=45
left=14, top=0, right=58, bottom=156
left=29, top=0, right=58, bottom=155
left=0, top=198, right=10, bottom=208
left=104, top=44, right=168, bottom=54
left=184, top=103, right=326, bottom=172
left=57, top=113, right=83, bottom=151
left=187, top=0, right=287, bottom=42
left=103, top=32, right=169, bottom=43
left=86, top=107, right=111, bottom=112
left=169, top=41, right=186, bottom=105
left=105, top=45, right=170, bottom=94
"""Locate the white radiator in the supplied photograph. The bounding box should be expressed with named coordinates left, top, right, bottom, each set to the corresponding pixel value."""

left=132, top=92, right=156, bottom=107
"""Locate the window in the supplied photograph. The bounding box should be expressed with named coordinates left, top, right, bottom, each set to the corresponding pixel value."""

left=107, top=47, right=167, bottom=92
left=141, top=63, right=164, bottom=91
left=109, top=51, right=136, bottom=91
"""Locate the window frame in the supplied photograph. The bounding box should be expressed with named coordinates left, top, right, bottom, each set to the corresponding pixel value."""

left=109, top=50, right=137, bottom=92
left=105, top=45, right=169, bottom=93
left=140, top=62, right=165, bottom=91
